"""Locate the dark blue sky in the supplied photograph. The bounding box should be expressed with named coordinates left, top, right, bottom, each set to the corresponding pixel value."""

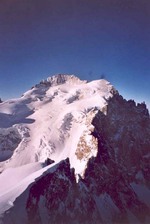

left=0, top=0, right=149, bottom=108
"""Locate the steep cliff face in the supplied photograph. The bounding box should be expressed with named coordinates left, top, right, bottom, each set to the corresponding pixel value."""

left=3, top=94, right=150, bottom=224
left=84, top=95, right=150, bottom=223
left=92, top=95, right=150, bottom=184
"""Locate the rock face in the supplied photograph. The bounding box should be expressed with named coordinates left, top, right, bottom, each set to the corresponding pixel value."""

left=85, top=96, right=150, bottom=223
left=0, top=127, right=21, bottom=162
left=0, top=75, right=150, bottom=224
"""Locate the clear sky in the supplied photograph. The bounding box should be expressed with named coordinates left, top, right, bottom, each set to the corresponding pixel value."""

left=0, top=0, right=149, bottom=108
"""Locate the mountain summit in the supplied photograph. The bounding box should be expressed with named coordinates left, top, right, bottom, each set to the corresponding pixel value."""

left=38, top=74, right=87, bottom=86
left=0, top=74, right=149, bottom=224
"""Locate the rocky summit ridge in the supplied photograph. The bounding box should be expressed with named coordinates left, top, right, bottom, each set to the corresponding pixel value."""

left=38, top=74, right=87, bottom=86
left=0, top=74, right=149, bottom=224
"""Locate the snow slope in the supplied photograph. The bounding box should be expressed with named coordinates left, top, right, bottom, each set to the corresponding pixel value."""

left=0, top=74, right=115, bottom=216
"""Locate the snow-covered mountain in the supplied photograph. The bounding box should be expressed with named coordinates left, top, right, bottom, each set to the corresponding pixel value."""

left=0, top=74, right=149, bottom=224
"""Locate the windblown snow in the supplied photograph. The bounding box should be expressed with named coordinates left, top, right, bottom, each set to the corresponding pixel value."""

left=0, top=74, right=115, bottom=215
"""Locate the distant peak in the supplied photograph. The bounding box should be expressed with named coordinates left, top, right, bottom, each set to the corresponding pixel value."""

left=39, top=74, right=87, bottom=87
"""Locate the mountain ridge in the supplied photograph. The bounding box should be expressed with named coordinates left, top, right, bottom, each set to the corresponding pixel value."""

left=0, top=74, right=149, bottom=224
